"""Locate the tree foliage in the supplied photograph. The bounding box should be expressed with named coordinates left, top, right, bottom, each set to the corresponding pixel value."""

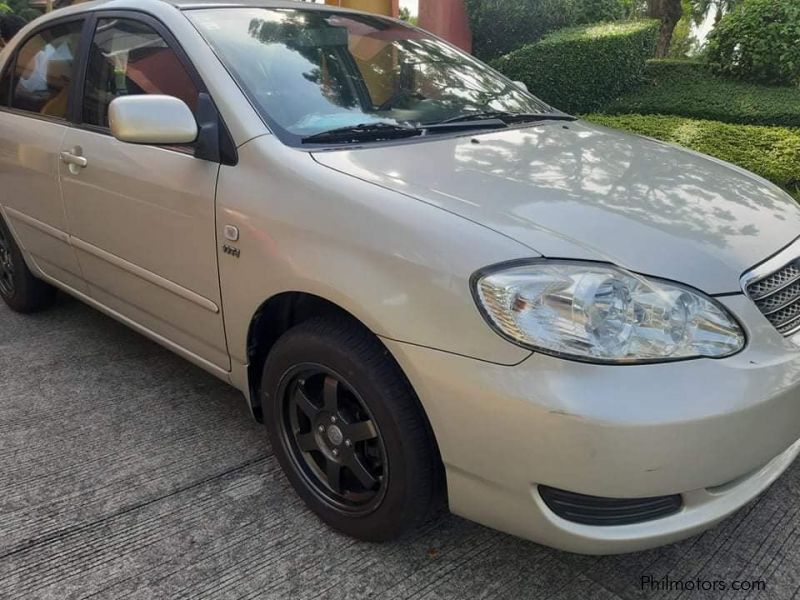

left=399, top=7, right=418, bottom=26
left=2, top=0, right=38, bottom=21
left=706, top=0, right=800, bottom=86
left=690, top=0, right=740, bottom=25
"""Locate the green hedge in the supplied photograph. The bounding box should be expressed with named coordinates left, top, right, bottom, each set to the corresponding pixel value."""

left=465, top=0, right=628, bottom=61
left=602, top=60, right=800, bottom=127
left=584, top=113, right=800, bottom=199
left=492, top=21, right=659, bottom=114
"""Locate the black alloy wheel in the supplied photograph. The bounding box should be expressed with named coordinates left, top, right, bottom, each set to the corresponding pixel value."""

left=0, top=215, right=57, bottom=313
left=280, top=365, right=388, bottom=514
left=261, top=317, right=442, bottom=541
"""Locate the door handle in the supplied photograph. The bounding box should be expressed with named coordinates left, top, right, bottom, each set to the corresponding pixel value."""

left=60, top=151, right=88, bottom=168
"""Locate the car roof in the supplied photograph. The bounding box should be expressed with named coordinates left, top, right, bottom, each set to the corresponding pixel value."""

left=0, top=0, right=381, bottom=64
left=165, top=0, right=363, bottom=11
left=3, top=0, right=383, bottom=45
left=41, top=0, right=377, bottom=16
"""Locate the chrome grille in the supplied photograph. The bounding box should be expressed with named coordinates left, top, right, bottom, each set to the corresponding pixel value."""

left=746, top=258, right=800, bottom=336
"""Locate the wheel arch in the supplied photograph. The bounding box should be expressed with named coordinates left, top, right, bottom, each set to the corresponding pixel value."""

left=244, top=290, right=447, bottom=502
left=245, top=291, right=414, bottom=421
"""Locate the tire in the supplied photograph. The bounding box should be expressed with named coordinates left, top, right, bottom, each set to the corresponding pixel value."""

left=261, top=317, right=442, bottom=542
left=0, top=213, right=57, bottom=313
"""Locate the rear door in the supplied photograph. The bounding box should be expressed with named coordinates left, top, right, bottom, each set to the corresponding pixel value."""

left=0, top=18, right=88, bottom=293
left=59, top=12, right=229, bottom=371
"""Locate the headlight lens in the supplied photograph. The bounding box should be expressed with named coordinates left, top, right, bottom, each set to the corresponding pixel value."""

left=474, top=262, right=745, bottom=363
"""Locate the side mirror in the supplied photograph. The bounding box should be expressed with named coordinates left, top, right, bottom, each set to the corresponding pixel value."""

left=513, top=80, right=529, bottom=93
left=109, top=95, right=198, bottom=145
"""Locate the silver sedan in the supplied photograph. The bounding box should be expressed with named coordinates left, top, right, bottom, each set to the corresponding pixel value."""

left=1, top=0, right=799, bottom=554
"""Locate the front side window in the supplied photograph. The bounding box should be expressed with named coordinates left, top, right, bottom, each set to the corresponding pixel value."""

left=188, top=8, right=554, bottom=145
left=10, top=20, right=82, bottom=118
left=82, top=18, right=199, bottom=128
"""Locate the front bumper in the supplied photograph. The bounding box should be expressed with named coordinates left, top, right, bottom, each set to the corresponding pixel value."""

left=385, top=296, right=800, bottom=554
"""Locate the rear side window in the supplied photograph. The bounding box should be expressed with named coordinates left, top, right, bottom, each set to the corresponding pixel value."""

left=10, top=21, right=82, bottom=118
left=82, top=18, right=199, bottom=128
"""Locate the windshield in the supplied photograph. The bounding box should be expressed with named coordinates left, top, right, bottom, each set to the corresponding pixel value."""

left=188, top=7, right=554, bottom=145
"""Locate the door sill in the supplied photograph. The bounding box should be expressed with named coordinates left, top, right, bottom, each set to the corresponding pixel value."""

left=33, top=265, right=233, bottom=383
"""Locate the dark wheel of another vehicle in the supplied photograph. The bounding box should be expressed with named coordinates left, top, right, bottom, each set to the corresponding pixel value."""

left=0, top=215, right=57, bottom=313
left=261, top=317, right=442, bottom=542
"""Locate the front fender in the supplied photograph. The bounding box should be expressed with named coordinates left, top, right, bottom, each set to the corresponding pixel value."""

left=216, top=135, right=535, bottom=377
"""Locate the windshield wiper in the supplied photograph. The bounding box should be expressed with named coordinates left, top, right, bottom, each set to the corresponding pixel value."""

left=299, top=111, right=576, bottom=144
left=420, top=110, right=576, bottom=134
left=436, top=110, right=576, bottom=126
left=436, top=111, right=516, bottom=124
left=301, top=122, right=422, bottom=145
left=503, top=112, right=576, bottom=124
left=421, top=118, right=509, bottom=133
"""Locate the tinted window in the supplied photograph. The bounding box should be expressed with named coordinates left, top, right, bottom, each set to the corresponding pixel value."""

left=10, top=21, right=82, bottom=118
left=83, top=18, right=199, bottom=127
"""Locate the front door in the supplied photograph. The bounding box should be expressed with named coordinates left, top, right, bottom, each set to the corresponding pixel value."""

left=59, top=14, right=229, bottom=370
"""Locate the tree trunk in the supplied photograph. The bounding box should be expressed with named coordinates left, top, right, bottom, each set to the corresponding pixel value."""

left=648, top=0, right=684, bottom=58
left=655, top=14, right=680, bottom=57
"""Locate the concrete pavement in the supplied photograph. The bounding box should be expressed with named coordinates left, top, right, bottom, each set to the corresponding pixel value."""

left=1, top=295, right=798, bottom=599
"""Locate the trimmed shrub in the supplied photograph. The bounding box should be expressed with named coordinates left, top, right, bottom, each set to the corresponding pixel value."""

left=643, top=58, right=716, bottom=79
left=465, top=0, right=628, bottom=61
left=584, top=113, right=800, bottom=199
left=706, top=0, right=800, bottom=87
left=492, top=21, right=659, bottom=114
left=603, top=59, right=800, bottom=127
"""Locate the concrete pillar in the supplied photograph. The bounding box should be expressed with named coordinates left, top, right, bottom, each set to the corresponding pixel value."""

left=418, top=0, right=472, bottom=53
left=324, top=0, right=399, bottom=17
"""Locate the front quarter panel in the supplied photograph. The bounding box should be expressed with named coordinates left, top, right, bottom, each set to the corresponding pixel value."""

left=216, top=135, right=535, bottom=371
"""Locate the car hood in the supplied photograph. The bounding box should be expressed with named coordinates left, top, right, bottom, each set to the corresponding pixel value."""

left=312, top=121, right=800, bottom=294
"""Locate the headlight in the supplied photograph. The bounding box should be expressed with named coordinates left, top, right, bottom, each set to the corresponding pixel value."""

left=473, top=261, right=745, bottom=363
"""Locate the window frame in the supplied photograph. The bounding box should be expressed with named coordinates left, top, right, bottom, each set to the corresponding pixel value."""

left=0, top=15, right=90, bottom=124
left=74, top=10, right=209, bottom=138
left=0, top=61, right=9, bottom=107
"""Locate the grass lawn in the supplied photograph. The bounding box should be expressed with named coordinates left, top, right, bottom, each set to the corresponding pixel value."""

left=602, top=60, right=800, bottom=127
left=584, top=113, right=800, bottom=200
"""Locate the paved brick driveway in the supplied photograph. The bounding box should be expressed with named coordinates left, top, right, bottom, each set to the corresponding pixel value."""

left=1, top=295, right=798, bottom=599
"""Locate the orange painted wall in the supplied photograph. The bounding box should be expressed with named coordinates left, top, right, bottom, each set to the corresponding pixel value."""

left=322, top=0, right=474, bottom=54
left=324, top=0, right=399, bottom=17
left=418, top=0, right=472, bottom=53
